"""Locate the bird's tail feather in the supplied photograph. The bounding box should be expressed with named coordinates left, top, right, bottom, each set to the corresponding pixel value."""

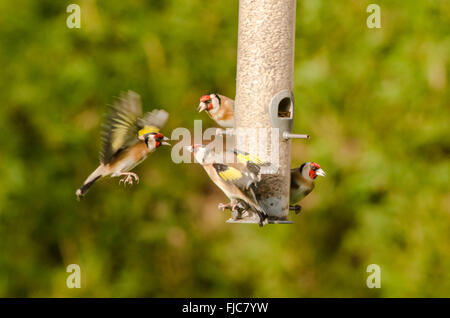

left=247, top=197, right=268, bottom=227
left=253, top=206, right=268, bottom=227
left=76, top=166, right=104, bottom=200
left=247, top=185, right=268, bottom=227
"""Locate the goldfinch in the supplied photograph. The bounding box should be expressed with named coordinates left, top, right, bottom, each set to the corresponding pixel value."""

left=76, top=91, right=170, bottom=200
left=186, top=144, right=268, bottom=227
left=290, top=162, right=326, bottom=213
left=198, top=94, right=234, bottom=128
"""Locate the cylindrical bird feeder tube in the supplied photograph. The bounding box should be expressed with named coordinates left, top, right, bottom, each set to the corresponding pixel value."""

left=233, top=0, right=296, bottom=223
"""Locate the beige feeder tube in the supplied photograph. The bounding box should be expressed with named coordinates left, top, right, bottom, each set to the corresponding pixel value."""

left=232, top=0, right=297, bottom=223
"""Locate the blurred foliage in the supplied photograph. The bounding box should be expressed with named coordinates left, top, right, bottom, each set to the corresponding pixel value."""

left=0, top=0, right=448, bottom=297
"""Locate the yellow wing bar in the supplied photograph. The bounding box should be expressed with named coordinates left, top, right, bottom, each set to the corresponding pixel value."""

left=236, top=153, right=264, bottom=165
left=218, top=167, right=242, bottom=181
left=138, top=125, right=160, bottom=136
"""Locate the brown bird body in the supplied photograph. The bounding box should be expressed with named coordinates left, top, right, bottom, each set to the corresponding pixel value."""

left=92, top=141, right=153, bottom=180
left=106, top=141, right=152, bottom=172
left=198, top=94, right=234, bottom=128
left=289, top=162, right=326, bottom=213
left=290, top=167, right=315, bottom=204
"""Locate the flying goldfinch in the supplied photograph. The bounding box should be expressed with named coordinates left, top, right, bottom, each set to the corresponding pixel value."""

left=290, top=162, right=326, bottom=213
left=198, top=94, right=234, bottom=128
left=76, top=91, right=170, bottom=200
left=186, top=144, right=268, bottom=227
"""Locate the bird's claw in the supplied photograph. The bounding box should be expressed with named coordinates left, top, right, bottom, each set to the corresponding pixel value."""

left=220, top=201, right=260, bottom=222
left=119, top=176, right=133, bottom=186
left=119, top=173, right=139, bottom=187
left=230, top=201, right=249, bottom=220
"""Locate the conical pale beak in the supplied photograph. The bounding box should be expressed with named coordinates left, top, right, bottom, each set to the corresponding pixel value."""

left=316, top=168, right=326, bottom=177
left=159, top=136, right=170, bottom=146
left=198, top=102, right=207, bottom=113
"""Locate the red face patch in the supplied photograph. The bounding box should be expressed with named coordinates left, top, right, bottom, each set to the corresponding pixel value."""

left=153, top=133, right=164, bottom=147
left=309, top=162, right=321, bottom=179
left=200, top=95, right=211, bottom=103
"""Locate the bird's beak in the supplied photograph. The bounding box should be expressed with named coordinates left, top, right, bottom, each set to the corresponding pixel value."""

left=316, top=168, right=326, bottom=177
left=198, top=102, right=207, bottom=113
left=161, top=137, right=171, bottom=146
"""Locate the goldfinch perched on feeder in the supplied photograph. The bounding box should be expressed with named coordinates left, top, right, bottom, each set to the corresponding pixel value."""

left=76, top=91, right=170, bottom=200
left=185, top=144, right=268, bottom=227
left=198, top=94, right=234, bottom=128
left=290, top=162, right=326, bottom=213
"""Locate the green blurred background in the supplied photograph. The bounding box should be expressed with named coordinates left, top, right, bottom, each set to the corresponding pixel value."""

left=0, top=0, right=448, bottom=297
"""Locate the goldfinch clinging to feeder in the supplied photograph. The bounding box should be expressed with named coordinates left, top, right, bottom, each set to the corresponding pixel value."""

left=186, top=144, right=268, bottom=227
left=76, top=91, right=170, bottom=200
left=290, top=162, right=326, bottom=213
left=198, top=94, right=234, bottom=128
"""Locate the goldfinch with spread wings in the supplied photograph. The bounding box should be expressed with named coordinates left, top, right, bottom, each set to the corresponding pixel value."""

left=76, top=91, right=170, bottom=200
left=186, top=144, right=268, bottom=227
left=290, top=162, right=326, bottom=213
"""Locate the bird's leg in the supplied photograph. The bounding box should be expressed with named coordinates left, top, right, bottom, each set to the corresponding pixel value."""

left=289, top=205, right=302, bottom=214
left=118, top=172, right=139, bottom=186
left=231, top=201, right=249, bottom=220
left=237, top=202, right=251, bottom=218
left=232, top=200, right=245, bottom=211
left=218, top=200, right=244, bottom=212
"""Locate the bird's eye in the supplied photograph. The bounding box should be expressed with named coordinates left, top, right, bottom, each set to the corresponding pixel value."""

left=312, top=166, right=317, bottom=171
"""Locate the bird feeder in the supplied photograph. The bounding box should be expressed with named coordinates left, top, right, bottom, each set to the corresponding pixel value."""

left=230, top=0, right=305, bottom=224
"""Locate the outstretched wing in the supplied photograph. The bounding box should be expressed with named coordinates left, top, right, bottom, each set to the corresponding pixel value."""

left=137, top=109, right=169, bottom=137
left=100, top=91, right=143, bottom=164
